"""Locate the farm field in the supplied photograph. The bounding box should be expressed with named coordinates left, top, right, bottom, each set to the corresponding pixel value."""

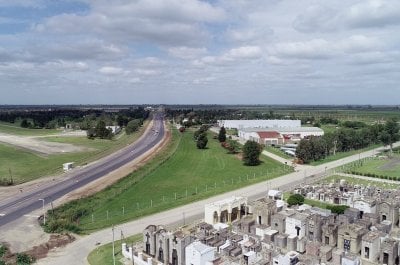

left=0, top=121, right=149, bottom=183
left=47, top=128, right=291, bottom=233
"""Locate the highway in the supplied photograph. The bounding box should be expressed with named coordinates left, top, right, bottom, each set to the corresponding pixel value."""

left=0, top=112, right=165, bottom=227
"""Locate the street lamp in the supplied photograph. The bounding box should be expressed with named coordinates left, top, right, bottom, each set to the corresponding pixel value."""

left=39, top=198, right=45, bottom=225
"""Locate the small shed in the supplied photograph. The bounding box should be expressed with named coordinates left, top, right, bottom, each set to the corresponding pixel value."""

left=63, top=162, right=74, bottom=172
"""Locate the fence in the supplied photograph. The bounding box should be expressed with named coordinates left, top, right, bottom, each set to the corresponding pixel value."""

left=77, top=165, right=294, bottom=228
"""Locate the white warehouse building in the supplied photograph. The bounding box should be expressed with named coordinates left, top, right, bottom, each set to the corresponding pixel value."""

left=217, top=119, right=301, bottom=129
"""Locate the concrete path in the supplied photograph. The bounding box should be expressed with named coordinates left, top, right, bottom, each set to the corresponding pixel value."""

left=36, top=142, right=400, bottom=265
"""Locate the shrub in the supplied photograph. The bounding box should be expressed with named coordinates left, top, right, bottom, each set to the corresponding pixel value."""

left=287, top=194, right=305, bottom=207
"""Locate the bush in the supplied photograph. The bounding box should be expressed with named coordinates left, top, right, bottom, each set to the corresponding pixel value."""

left=327, top=205, right=349, bottom=215
left=16, top=253, right=35, bottom=265
left=287, top=194, right=305, bottom=207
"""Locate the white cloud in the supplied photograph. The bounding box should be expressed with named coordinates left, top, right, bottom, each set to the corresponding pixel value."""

left=98, top=66, right=127, bottom=75
left=226, top=46, right=262, bottom=59
left=168, top=46, right=207, bottom=59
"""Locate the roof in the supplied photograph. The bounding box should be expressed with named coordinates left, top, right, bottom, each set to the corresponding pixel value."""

left=240, top=127, right=323, bottom=133
left=190, top=241, right=214, bottom=255
left=257, top=131, right=281, bottom=139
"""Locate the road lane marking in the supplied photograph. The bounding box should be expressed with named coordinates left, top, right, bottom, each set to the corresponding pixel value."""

left=0, top=213, right=5, bottom=216
left=24, top=214, right=40, bottom=218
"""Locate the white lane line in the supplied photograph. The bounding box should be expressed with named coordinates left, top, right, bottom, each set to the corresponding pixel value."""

left=0, top=213, right=5, bottom=216
left=24, top=214, right=39, bottom=218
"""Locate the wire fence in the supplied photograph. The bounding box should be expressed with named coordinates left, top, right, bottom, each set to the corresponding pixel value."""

left=78, top=165, right=294, bottom=227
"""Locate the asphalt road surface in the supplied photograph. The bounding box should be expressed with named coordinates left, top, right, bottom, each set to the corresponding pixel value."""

left=0, top=112, right=165, bottom=228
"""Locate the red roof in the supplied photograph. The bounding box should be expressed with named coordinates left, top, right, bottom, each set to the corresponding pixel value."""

left=257, top=131, right=281, bottom=139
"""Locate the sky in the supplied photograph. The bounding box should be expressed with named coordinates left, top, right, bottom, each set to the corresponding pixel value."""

left=0, top=0, right=400, bottom=105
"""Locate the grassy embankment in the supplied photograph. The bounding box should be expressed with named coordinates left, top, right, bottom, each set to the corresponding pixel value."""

left=264, top=146, right=293, bottom=160
left=46, top=128, right=291, bottom=233
left=0, top=121, right=149, bottom=183
left=87, top=234, right=142, bottom=265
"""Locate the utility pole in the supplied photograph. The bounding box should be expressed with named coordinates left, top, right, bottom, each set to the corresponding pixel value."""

left=112, top=225, right=116, bottom=265
left=39, top=199, right=45, bottom=225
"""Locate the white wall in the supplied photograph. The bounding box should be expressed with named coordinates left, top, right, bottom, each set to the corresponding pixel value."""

left=353, top=200, right=376, bottom=214
left=185, top=242, right=215, bottom=265
left=218, top=120, right=301, bottom=129
left=285, top=217, right=306, bottom=238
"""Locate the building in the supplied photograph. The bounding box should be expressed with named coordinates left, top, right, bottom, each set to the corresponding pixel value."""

left=63, top=162, right=74, bottom=171
left=106, top=125, right=121, bottom=134
left=204, top=196, right=247, bottom=225
left=217, top=120, right=301, bottom=130
left=238, top=127, right=324, bottom=145
left=185, top=241, right=215, bottom=265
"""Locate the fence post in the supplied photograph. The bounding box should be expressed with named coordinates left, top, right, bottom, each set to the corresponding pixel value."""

left=107, top=210, right=109, bottom=220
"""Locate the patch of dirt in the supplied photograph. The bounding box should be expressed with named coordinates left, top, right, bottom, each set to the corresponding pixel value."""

left=379, top=157, right=400, bottom=170
left=1, top=234, right=75, bottom=263
left=26, top=234, right=75, bottom=260
left=235, top=153, right=243, bottom=160
left=0, top=132, right=91, bottom=155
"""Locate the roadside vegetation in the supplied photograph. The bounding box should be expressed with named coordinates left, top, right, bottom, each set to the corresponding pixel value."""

left=0, top=121, right=149, bottom=184
left=87, top=234, right=142, bottom=265
left=44, top=127, right=291, bottom=233
left=285, top=193, right=349, bottom=214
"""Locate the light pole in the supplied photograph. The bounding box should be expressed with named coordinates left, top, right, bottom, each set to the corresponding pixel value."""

left=39, top=198, right=45, bottom=225
left=112, top=225, right=116, bottom=265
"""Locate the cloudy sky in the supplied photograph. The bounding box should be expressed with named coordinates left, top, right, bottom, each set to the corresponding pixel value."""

left=0, top=0, right=399, bottom=104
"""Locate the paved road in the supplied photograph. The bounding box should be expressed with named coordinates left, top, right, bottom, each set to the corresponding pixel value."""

left=37, top=142, right=400, bottom=265
left=0, top=113, right=165, bottom=228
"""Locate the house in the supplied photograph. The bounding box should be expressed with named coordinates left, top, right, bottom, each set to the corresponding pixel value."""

left=257, top=131, right=284, bottom=145
left=106, top=125, right=121, bottom=134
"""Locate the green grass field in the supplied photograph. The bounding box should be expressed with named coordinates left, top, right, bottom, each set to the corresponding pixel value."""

left=265, top=146, right=293, bottom=160
left=47, top=128, right=291, bottom=233
left=0, top=122, right=148, bottom=183
left=87, top=234, right=142, bottom=265
left=0, top=122, right=59, bottom=136
left=347, top=154, right=400, bottom=179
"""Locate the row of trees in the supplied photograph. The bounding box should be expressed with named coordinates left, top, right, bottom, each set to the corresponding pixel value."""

left=87, top=121, right=113, bottom=139
left=0, top=107, right=149, bottom=130
left=194, top=125, right=209, bottom=149
left=296, top=119, right=400, bottom=163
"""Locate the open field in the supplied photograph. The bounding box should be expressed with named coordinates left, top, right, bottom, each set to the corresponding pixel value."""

left=0, top=122, right=149, bottom=183
left=346, top=154, right=400, bottom=179
left=0, top=122, right=60, bottom=136
left=48, top=128, right=290, bottom=233
left=87, top=234, right=142, bottom=265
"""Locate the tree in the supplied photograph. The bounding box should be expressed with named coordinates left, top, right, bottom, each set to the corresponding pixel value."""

left=226, top=139, right=240, bottom=154
left=196, top=133, right=208, bottom=149
left=242, top=141, right=262, bottom=166
left=296, top=139, right=313, bottom=163
left=384, top=119, right=400, bottom=152
left=218, top=127, right=227, bottom=142
left=20, top=119, right=30, bottom=128
left=125, top=119, right=141, bottom=134
left=287, top=194, right=304, bottom=206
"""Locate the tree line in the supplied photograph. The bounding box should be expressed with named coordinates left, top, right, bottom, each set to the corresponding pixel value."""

left=296, top=119, right=400, bottom=163
left=0, top=107, right=149, bottom=130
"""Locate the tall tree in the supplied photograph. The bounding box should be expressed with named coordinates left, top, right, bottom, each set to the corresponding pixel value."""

left=242, top=141, right=262, bottom=166
left=196, top=133, right=208, bottom=149
left=384, top=119, right=400, bottom=152
left=218, top=127, right=227, bottom=142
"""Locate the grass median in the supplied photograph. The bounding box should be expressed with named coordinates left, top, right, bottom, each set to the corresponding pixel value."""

left=45, top=128, right=292, bottom=233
